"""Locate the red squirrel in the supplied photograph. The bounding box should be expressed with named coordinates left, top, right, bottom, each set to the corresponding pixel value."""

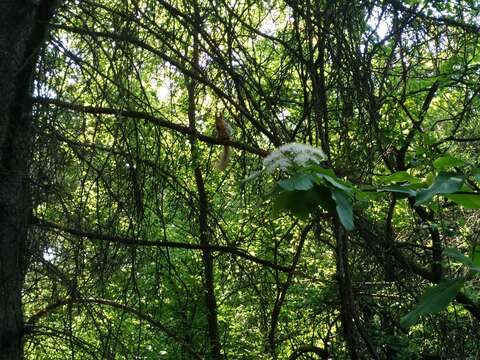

left=215, top=114, right=231, bottom=170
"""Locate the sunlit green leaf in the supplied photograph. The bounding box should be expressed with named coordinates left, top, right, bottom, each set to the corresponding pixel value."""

left=446, top=194, right=480, bottom=209
left=433, top=155, right=466, bottom=170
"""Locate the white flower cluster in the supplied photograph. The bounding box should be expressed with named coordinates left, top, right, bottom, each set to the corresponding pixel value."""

left=263, top=143, right=327, bottom=173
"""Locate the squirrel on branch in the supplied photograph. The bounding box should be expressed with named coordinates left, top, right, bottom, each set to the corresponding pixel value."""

left=215, top=113, right=231, bottom=170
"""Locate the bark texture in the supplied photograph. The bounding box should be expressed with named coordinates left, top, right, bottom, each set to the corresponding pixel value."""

left=0, top=1, right=55, bottom=358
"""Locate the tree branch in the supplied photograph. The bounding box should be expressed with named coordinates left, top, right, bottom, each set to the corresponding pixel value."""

left=33, top=96, right=269, bottom=157
left=27, top=297, right=202, bottom=360
left=34, top=218, right=292, bottom=273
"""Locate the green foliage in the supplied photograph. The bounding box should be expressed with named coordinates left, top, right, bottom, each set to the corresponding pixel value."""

left=331, top=188, right=354, bottom=231
left=262, top=160, right=354, bottom=230
left=376, top=185, right=417, bottom=197
left=400, top=278, right=465, bottom=328
left=473, top=168, right=480, bottom=182
left=444, top=247, right=480, bottom=274
left=471, top=244, right=480, bottom=267
left=446, top=194, right=480, bottom=209
left=433, top=155, right=466, bottom=170
left=378, top=171, right=420, bottom=184
left=414, top=172, right=465, bottom=206
left=265, top=163, right=480, bottom=331
left=401, top=247, right=480, bottom=329
left=24, top=0, right=480, bottom=358
left=272, top=186, right=331, bottom=219
left=277, top=173, right=316, bottom=191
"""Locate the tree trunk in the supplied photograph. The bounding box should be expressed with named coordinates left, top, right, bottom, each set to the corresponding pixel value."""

left=0, top=1, right=55, bottom=358
left=186, top=2, right=222, bottom=357
left=334, top=220, right=358, bottom=360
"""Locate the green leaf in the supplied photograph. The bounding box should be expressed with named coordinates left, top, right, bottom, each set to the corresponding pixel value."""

left=377, top=185, right=416, bottom=197
left=272, top=191, right=298, bottom=217
left=472, top=168, right=480, bottom=182
left=446, top=193, right=480, bottom=209
left=272, top=186, right=335, bottom=219
left=400, top=278, right=465, bottom=328
left=414, top=172, right=465, bottom=206
left=313, top=186, right=336, bottom=213
left=307, top=166, right=336, bottom=177
left=314, top=173, right=353, bottom=193
left=356, top=189, right=384, bottom=202
left=331, top=189, right=354, bottom=231
left=272, top=190, right=309, bottom=219
left=424, top=133, right=437, bottom=145
left=470, top=244, right=480, bottom=267
left=433, top=155, right=466, bottom=170
left=378, top=171, right=420, bottom=184
left=277, top=173, right=316, bottom=191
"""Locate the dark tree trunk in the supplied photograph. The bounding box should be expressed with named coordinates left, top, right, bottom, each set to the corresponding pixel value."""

left=0, top=1, right=56, bottom=359
left=186, top=3, right=222, bottom=357
left=334, top=220, right=358, bottom=360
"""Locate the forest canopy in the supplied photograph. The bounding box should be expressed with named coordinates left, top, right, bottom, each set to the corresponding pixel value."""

left=1, top=0, right=480, bottom=359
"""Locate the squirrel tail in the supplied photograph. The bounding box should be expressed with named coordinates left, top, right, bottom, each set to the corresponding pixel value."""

left=216, top=145, right=230, bottom=170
